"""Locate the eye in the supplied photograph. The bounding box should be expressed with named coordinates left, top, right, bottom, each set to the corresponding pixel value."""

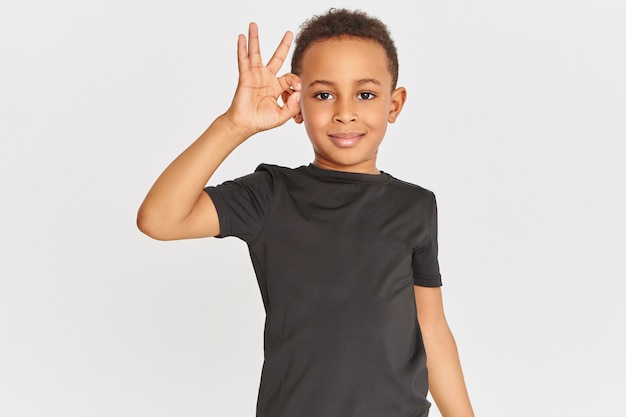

left=314, top=92, right=334, bottom=100
left=357, top=92, right=376, bottom=100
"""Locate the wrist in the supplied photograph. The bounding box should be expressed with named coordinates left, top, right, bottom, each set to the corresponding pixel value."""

left=219, top=110, right=256, bottom=142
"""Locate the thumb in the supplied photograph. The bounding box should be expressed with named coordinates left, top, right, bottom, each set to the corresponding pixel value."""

left=281, top=90, right=301, bottom=120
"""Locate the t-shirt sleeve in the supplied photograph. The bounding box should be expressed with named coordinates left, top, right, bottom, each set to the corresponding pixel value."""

left=203, top=165, right=274, bottom=243
left=412, top=192, right=443, bottom=287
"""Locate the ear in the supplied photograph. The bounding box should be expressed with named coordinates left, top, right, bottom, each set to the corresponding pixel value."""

left=388, top=87, right=407, bottom=123
left=281, top=91, right=304, bottom=123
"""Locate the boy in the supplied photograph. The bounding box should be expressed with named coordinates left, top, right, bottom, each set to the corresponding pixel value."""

left=138, top=8, right=474, bottom=417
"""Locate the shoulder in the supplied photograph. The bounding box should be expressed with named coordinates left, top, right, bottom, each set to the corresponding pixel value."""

left=222, top=163, right=298, bottom=186
left=254, top=163, right=312, bottom=180
left=254, top=163, right=297, bottom=175
left=208, top=163, right=294, bottom=196
left=254, top=163, right=309, bottom=175
left=385, top=173, right=437, bottom=203
left=215, top=163, right=306, bottom=196
left=253, top=163, right=313, bottom=185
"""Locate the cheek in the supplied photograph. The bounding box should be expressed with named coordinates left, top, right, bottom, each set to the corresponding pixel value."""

left=300, top=102, right=326, bottom=127
left=367, top=103, right=392, bottom=126
left=299, top=99, right=312, bottom=121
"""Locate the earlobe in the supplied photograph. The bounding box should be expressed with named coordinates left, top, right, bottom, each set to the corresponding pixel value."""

left=294, top=113, right=303, bottom=124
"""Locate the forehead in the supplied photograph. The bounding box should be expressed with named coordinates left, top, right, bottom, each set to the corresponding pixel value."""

left=299, top=36, right=392, bottom=86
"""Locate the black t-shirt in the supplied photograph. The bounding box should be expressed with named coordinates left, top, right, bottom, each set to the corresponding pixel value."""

left=205, top=163, right=442, bottom=417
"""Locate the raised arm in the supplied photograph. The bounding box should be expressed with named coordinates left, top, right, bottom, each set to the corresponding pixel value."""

left=414, top=286, right=475, bottom=417
left=137, top=23, right=301, bottom=240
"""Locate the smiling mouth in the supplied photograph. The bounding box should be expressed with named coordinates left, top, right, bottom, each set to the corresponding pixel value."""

left=329, top=132, right=363, bottom=148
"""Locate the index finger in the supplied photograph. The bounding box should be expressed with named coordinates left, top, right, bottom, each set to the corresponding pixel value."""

left=266, top=30, right=293, bottom=74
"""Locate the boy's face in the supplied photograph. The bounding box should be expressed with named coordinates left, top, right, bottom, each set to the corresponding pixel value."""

left=294, top=36, right=406, bottom=174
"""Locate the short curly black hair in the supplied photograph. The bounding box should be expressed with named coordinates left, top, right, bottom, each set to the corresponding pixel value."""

left=291, top=8, right=399, bottom=88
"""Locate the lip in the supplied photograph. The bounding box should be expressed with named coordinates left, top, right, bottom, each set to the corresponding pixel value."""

left=328, top=132, right=364, bottom=148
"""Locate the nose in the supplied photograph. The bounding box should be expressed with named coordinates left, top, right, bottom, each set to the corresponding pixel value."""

left=333, top=97, right=357, bottom=123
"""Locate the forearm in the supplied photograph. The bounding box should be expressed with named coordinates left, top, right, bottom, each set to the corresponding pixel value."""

left=137, top=23, right=300, bottom=240
left=423, top=320, right=474, bottom=417
left=137, top=114, right=249, bottom=234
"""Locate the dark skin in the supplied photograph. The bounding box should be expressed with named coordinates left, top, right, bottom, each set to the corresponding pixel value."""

left=137, top=22, right=474, bottom=416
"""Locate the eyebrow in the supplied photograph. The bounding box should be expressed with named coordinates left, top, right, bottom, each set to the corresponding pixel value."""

left=307, top=78, right=383, bottom=88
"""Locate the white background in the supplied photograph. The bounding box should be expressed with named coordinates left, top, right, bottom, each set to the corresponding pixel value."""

left=1, top=1, right=625, bottom=416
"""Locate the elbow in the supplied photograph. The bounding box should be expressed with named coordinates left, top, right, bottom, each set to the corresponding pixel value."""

left=136, top=206, right=172, bottom=241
